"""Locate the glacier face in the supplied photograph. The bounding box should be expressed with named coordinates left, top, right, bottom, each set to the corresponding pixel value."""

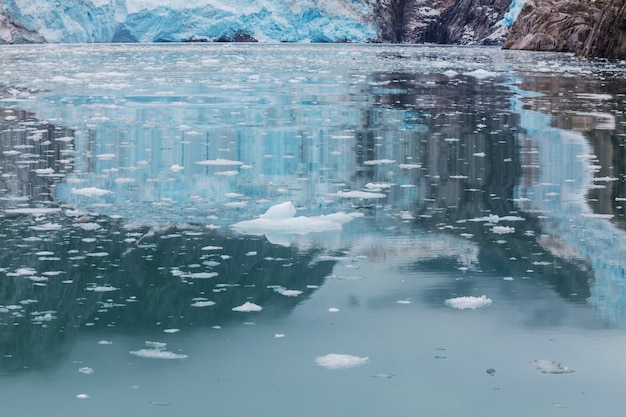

left=1, top=0, right=378, bottom=43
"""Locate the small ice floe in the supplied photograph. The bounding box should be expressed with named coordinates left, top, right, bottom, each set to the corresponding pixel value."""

left=170, top=164, right=184, bottom=172
left=397, top=300, right=412, bottom=304
left=85, top=285, right=119, bottom=292
left=463, top=69, right=497, bottom=79
left=71, top=187, right=112, bottom=197
left=163, top=329, right=179, bottom=334
left=273, top=287, right=302, bottom=297
left=78, top=367, right=94, bottom=374
left=315, top=353, right=369, bottom=370
left=230, top=201, right=362, bottom=242
left=130, top=341, right=188, bottom=360
left=491, top=225, right=515, bottom=234
left=328, top=307, right=340, bottom=313
left=75, top=394, right=90, bottom=399
left=98, top=340, right=113, bottom=345
left=96, top=153, right=115, bottom=160
left=362, top=159, right=395, bottom=165
left=5, top=208, right=61, bottom=215
left=530, top=360, right=574, bottom=374
left=30, top=223, right=63, bottom=231
left=195, top=159, right=244, bottom=166
left=473, top=152, right=486, bottom=157
left=232, top=301, right=262, bottom=312
left=399, top=163, right=422, bottom=169
left=274, top=333, right=285, bottom=338
left=191, top=300, right=216, bottom=307
left=445, top=295, right=493, bottom=310
left=332, top=190, right=386, bottom=199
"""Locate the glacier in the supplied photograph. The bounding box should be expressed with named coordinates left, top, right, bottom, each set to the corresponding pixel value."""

left=0, top=0, right=379, bottom=43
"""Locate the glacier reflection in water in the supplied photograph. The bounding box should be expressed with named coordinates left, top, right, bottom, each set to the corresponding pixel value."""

left=0, top=44, right=626, bottom=416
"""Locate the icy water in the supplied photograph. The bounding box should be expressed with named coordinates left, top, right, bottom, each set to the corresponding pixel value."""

left=0, top=43, right=626, bottom=416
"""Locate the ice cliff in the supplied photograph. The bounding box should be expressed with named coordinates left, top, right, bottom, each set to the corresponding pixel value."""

left=0, top=0, right=519, bottom=44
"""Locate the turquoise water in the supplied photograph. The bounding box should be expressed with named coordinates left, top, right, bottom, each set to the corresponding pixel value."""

left=0, top=44, right=625, bottom=416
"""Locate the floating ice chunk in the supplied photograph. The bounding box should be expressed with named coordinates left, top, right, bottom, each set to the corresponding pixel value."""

left=328, top=307, right=340, bottom=313
left=445, top=295, right=493, bottom=310
left=170, top=164, right=184, bottom=172
left=332, top=190, right=386, bottom=199
left=75, top=394, right=90, bottom=399
left=274, top=333, right=285, bottom=338
left=443, top=70, right=459, bottom=77
left=195, top=159, right=244, bottom=166
left=75, top=222, right=101, bottom=231
left=78, top=367, right=94, bottom=374
left=5, top=208, right=61, bottom=215
left=71, top=187, right=112, bottom=197
left=466, top=214, right=524, bottom=223
left=85, top=285, right=119, bottom=292
left=274, top=287, right=302, bottom=297
left=232, top=301, right=262, bottom=312
left=531, top=360, right=574, bottom=374
left=463, top=69, right=497, bottom=79
left=190, top=300, right=216, bottom=307
left=8, top=267, right=37, bottom=276
left=201, top=245, right=223, bottom=250
left=184, top=272, right=218, bottom=279
left=399, top=163, right=422, bottom=169
left=230, top=201, right=362, bottom=238
left=129, top=349, right=188, bottom=359
left=96, top=153, right=115, bottom=160
left=34, top=167, right=55, bottom=175
left=215, top=170, right=239, bottom=176
left=473, top=152, right=486, bottom=157
left=315, top=353, right=369, bottom=370
left=163, top=329, right=180, bottom=334
left=363, top=159, right=396, bottom=165
left=98, top=340, right=113, bottom=345
left=114, top=177, right=135, bottom=184
left=491, top=226, right=515, bottom=234
left=260, top=201, right=296, bottom=220
left=30, top=223, right=62, bottom=231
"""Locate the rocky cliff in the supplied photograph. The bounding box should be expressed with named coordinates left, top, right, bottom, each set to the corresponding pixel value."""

left=0, top=11, right=44, bottom=43
left=376, top=0, right=513, bottom=44
left=504, top=0, right=626, bottom=60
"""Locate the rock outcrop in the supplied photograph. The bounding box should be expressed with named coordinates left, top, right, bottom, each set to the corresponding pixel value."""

left=582, top=0, right=626, bottom=60
left=504, top=0, right=626, bottom=60
left=377, top=0, right=512, bottom=44
left=0, top=12, right=44, bottom=44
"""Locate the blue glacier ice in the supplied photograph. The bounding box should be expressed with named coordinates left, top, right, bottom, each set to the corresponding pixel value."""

left=498, top=0, right=529, bottom=27
left=1, top=0, right=378, bottom=43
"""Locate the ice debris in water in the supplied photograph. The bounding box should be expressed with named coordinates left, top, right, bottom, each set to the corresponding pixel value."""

left=531, top=360, right=574, bottom=374
left=70, top=187, right=113, bottom=197
left=315, top=353, right=369, bottom=370
left=232, top=301, right=263, bottom=312
left=491, top=225, right=515, bottom=234
left=129, top=341, right=188, bottom=360
left=230, top=201, right=362, bottom=237
left=78, top=367, right=94, bottom=374
left=445, top=295, right=493, bottom=310
left=75, top=394, right=90, bottom=399
left=190, top=300, right=216, bottom=307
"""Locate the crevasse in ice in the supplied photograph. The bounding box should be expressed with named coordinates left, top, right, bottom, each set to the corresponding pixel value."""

left=1, top=0, right=378, bottom=43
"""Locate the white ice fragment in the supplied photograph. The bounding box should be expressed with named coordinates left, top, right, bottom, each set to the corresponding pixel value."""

left=78, top=367, right=94, bottom=374
left=195, top=159, right=244, bottom=166
left=232, top=301, right=262, bottom=312
left=231, top=201, right=362, bottom=237
left=30, top=223, right=62, bottom=231
left=531, top=360, right=574, bottom=374
left=190, top=300, right=216, bottom=307
left=170, top=164, right=184, bottom=172
left=71, top=187, right=112, bottom=197
left=75, top=394, right=90, bottom=399
left=315, top=353, right=369, bottom=370
left=443, top=70, right=459, bottom=77
left=129, top=349, right=188, bottom=359
left=473, top=152, right=486, bottom=157
left=85, top=285, right=119, bottom=292
left=328, top=307, right=340, bottom=313
left=363, top=159, right=396, bottom=165
left=491, top=225, right=515, bottom=234
left=274, top=287, right=302, bottom=297
left=96, top=153, right=115, bottom=160
left=445, top=295, right=493, bottom=310
left=260, top=201, right=296, bottom=220
left=5, top=208, right=61, bottom=215
left=332, top=190, right=386, bottom=199
left=163, top=329, right=180, bottom=334
left=201, top=245, right=223, bottom=250
left=399, top=163, right=422, bottom=169
left=34, top=167, right=55, bottom=175
left=185, top=272, right=218, bottom=279
left=463, top=69, right=497, bottom=79
left=274, top=333, right=285, bottom=338
left=215, top=170, right=239, bottom=176
left=75, top=222, right=101, bottom=231
left=98, top=340, right=113, bottom=345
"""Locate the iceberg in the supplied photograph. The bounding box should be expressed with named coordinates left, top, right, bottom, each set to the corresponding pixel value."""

left=230, top=201, right=362, bottom=245
left=1, top=0, right=378, bottom=43
left=315, top=353, right=369, bottom=370
left=445, top=295, right=493, bottom=310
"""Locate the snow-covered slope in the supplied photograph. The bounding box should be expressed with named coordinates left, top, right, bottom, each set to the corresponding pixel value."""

left=1, top=0, right=378, bottom=43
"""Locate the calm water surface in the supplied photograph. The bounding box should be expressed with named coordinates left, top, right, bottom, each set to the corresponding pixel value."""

left=0, top=44, right=626, bottom=416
